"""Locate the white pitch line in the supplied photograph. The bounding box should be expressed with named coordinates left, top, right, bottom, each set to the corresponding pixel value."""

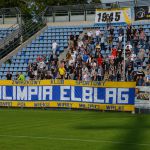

left=0, top=134, right=150, bottom=147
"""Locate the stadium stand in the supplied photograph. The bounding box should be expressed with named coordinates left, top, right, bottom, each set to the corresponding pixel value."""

left=0, top=27, right=15, bottom=40
left=0, top=22, right=149, bottom=86
left=0, top=1, right=149, bottom=87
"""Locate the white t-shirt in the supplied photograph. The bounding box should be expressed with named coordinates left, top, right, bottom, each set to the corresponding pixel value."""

left=38, top=61, right=45, bottom=69
left=82, top=73, right=89, bottom=81
left=91, top=62, right=97, bottom=67
left=130, top=53, right=136, bottom=61
left=87, top=57, right=91, bottom=63
left=52, top=42, right=58, bottom=50
left=69, top=59, right=74, bottom=66
left=34, top=70, right=37, bottom=76
left=96, top=30, right=101, bottom=36
left=101, top=36, right=105, bottom=43
left=97, top=67, right=103, bottom=76
left=78, top=41, right=83, bottom=48
left=82, top=67, right=88, bottom=73
left=118, top=36, right=123, bottom=42
left=87, top=31, right=93, bottom=37
left=91, top=69, right=97, bottom=77
left=71, top=53, right=76, bottom=62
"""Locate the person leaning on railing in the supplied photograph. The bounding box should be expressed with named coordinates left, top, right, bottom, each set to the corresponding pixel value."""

left=58, top=61, right=66, bottom=80
left=18, top=72, right=25, bottom=81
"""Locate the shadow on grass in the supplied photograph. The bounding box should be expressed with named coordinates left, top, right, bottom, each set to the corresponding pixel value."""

left=74, top=115, right=150, bottom=150
left=106, top=116, right=149, bottom=150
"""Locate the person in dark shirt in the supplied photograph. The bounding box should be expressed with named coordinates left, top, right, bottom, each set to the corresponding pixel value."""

left=15, top=72, right=19, bottom=80
left=137, top=75, right=145, bottom=86
left=69, top=65, right=75, bottom=79
left=75, top=64, right=82, bottom=80
left=31, top=62, right=37, bottom=71
left=126, top=25, right=132, bottom=41
left=70, top=33, right=74, bottom=41
left=118, top=26, right=124, bottom=35
left=109, top=26, right=114, bottom=37
left=29, top=70, right=35, bottom=80
left=6, top=71, right=12, bottom=80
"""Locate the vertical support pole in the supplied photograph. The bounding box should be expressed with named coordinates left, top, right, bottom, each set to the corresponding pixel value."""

left=123, top=27, right=126, bottom=81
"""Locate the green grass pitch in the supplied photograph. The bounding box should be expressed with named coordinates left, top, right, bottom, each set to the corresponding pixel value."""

left=0, top=108, right=150, bottom=150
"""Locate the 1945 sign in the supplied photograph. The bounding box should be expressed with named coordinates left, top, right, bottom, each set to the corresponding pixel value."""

left=95, top=8, right=131, bottom=24
left=97, top=12, right=121, bottom=22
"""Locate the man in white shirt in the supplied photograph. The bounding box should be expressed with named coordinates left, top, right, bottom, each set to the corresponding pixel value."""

left=87, top=30, right=93, bottom=41
left=95, top=28, right=101, bottom=43
left=91, top=60, right=97, bottom=68
left=52, top=41, right=58, bottom=55
left=78, top=40, right=84, bottom=48
left=118, top=34, right=123, bottom=49
left=82, top=71, right=90, bottom=81
left=130, top=53, right=136, bottom=61
left=118, top=34, right=123, bottom=42
left=97, top=66, right=103, bottom=81
left=82, top=66, right=88, bottom=74
left=38, top=61, right=45, bottom=69
left=100, top=34, right=105, bottom=50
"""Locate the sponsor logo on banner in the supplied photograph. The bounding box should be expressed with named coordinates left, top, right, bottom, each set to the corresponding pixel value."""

left=135, top=86, right=150, bottom=101
left=0, top=101, right=135, bottom=112
left=135, top=86, right=150, bottom=109
left=95, top=8, right=131, bottom=24
left=134, top=6, right=150, bottom=20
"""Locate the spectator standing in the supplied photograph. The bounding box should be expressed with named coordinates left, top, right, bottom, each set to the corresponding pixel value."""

left=6, top=71, right=12, bottom=80
left=87, top=30, right=93, bottom=42
left=52, top=41, right=58, bottom=55
left=58, top=62, right=66, bottom=79
left=36, top=55, right=43, bottom=62
left=82, top=52, right=89, bottom=63
left=18, top=73, right=25, bottom=81
left=118, top=26, right=124, bottom=36
left=126, top=25, right=132, bottom=42
left=139, top=30, right=146, bottom=47
left=100, top=34, right=105, bottom=51
left=68, top=33, right=74, bottom=49
left=145, top=69, right=150, bottom=86
left=95, top=28, right=101, bottom=43
left=133, top=30, right=139, bottom=55
left=91, top=67, right=97, bottom=81
left=97, top=54, right=103, bottom=66
left=66, top=51, right=72, bottom=61
left=137, top=75, right=145, bottom=86
left=109, top=26, right=114, bottom=38
left=118, top=34, right=123, bottom=49
left=97, top=65, right=103, bottom=81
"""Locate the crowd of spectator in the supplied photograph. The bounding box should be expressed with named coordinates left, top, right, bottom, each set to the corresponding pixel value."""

left=63, top=25, right=149, bottom=86
left=7, top=24, right=150, bottom=86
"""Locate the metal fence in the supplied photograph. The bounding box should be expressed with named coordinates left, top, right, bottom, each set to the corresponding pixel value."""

left=0, top=0, right=150, bottom=24
left=44, top=0, right=150, bottom=22
left=44, top=1, right=135, bottom=22
left=0, top=7, right=21, bottom=24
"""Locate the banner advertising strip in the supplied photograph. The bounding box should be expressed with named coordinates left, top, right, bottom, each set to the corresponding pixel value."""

left=0, top=80, right=136, bottom=88
left=0, top=82, right=136, bottom=112
left=0, top=101, right=135, bottom=112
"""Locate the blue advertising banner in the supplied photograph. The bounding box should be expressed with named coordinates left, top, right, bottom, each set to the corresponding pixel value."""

left=0, top=86, right=135, bottom=105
